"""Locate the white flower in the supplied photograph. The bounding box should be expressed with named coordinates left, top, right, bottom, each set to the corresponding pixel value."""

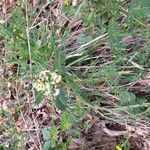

left=39, top=70, right=50, bottom=81
left=33, top=80, right=51, bottom=95
left=54, top=89, right=60, bottom=96
left=33, top=70, right=61, bottom=96
left=45, top=82, right=51, bottom=95
left=50, top=72, right=62, bottom=85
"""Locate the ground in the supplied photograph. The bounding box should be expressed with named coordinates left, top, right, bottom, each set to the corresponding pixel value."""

left=0, top=0, right=150, bottom=150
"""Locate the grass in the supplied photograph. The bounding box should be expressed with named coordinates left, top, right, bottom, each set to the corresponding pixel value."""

left=0, top=0, right=150, bottom=149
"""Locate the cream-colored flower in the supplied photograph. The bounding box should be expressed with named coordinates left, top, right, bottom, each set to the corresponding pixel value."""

left=39, top=70, right=50, bottom=81
left=50, top=72, right=62, bottom=85
left=33, top=80, right=51, bottom=95
left=45, top=82, right=51, bottom=95
left=33, top=70, right=61, bottom=96
left=54, top=89, right=60, bottom=96
left=35, top=81, right=45, bottom=91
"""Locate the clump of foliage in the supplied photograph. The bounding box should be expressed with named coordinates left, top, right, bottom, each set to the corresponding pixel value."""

left=0, top=0, right=150, bottom=149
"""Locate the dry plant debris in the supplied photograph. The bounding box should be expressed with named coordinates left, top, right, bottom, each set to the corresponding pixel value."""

left=0, top=0, right=150, bottom=150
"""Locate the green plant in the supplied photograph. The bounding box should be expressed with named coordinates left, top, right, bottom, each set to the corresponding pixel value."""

left=0, top=0, right=150, bottom=149
left=118, top=135, right=131, bottom=150
left=42, top=126, right=58, bottom=149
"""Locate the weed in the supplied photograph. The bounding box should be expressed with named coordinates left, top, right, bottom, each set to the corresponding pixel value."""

left=0, top=0, right=150, bottom=149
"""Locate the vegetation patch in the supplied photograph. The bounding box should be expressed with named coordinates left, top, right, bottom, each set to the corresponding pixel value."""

left=0, top=0, right=150, bottom=150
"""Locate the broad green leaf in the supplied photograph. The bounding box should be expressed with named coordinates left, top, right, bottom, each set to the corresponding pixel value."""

left=43, top=141, right=51, bottom=150
left=49, top=127, right=58, bottom=148
left=42, top=128, right=50, bottom=140
left=60, top=112, right=73, bottom=131
left=55, top=89, right=71, bottom=111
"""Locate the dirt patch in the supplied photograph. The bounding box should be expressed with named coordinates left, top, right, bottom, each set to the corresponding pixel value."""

left=0, top=0, right=17, bottom=17
left=81, top=120, right=150, bottom=150
left=0, top=1, right=150, bottom=150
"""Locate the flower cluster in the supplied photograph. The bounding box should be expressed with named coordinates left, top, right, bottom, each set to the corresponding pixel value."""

left=33, top=70, right=62, bottom=96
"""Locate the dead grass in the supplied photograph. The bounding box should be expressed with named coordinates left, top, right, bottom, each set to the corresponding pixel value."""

left=0, top=0, right=150, bottom=150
